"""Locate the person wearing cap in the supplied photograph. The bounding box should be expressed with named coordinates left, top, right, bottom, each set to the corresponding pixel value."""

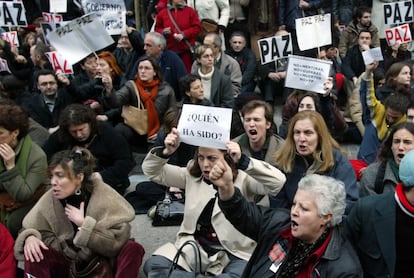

left=345, top=149, right=414, bottom=277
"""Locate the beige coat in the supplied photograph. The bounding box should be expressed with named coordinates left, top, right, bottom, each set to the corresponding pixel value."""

left=142, top=147, right=286, bottom=274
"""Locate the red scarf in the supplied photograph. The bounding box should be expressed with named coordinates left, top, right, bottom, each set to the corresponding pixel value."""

left=135, top=79, right=160, bottom=137
left=395, top=183, right=414, bottom=217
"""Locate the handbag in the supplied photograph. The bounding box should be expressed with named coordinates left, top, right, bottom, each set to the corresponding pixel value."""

left=121, top=81, right=148, bottom=135
left=166, top=8, right=195, bottom=56
left=200, top=18, right=219, bottom=33
left=152, top=191, right=184, bottom=227
left=69, top=256, right=112, bottom=278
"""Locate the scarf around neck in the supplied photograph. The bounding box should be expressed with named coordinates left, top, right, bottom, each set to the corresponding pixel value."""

left=135, top=78, right=161, bottom=137
left=0, top=135, right=32, bottom=176
left=395, top=183, right=414, bottom=218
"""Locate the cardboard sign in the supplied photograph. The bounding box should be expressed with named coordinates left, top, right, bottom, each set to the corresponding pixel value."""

left=1, top=31, right=19, bottom=47
left=50, top=0, right=67, bottom=13
left=177, top=104, right=232, bottom=149
left=362, top=47, right=384, bottom=65
left=0, top=58, right=11, bottom=73
left=285, top=55, right=332, bottom=94
left=383, top=0, right=413, bottom=25
left=46, top=13, right=114, bottom=65
left=41, top=22, right=63, bottom=45
left=385, top=23, right=412, bottom=46
left=257, top=33, right=293, bottom=65
left=45, top=51, right=73, bottom=74
left=81, top=0, right=126, bottom=35
left=0, top=1, right=27, bottom=27
left=296, top=13, right=332, bottom=51
left=42, top=12, right=63, bottom=23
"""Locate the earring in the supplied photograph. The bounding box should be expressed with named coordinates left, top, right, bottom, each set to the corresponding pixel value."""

left=75, top=188, right=81, bottom=195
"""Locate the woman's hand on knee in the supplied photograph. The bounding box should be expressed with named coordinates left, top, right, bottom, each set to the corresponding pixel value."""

left=23, top=235, right=49, bottom=263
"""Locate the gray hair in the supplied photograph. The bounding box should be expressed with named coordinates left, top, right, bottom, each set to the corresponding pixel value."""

left=298, top=174, right=346, bottom=227
left=205, top=32, right=222, bottom=47
left=145, top=32, right=166, bottom=50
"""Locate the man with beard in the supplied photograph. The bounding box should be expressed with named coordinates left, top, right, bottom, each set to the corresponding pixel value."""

left=42, top=104, right=134, bottom=195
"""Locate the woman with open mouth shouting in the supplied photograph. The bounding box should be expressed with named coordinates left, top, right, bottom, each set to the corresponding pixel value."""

left=271, top=110, right=359, bottom=214
left=359, top=122, right=414, bottom=196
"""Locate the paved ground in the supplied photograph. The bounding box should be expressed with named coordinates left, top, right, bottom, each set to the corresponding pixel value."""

left=129, top=104, right=360, bottom=277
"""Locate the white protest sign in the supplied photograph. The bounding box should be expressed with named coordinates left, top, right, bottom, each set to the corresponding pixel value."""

left=81, top=0, right=126, bottom=35
left=296, top=13, right=331, bottom=51
left=47, top=13, right=114, bottom=65
left=383, top=0, right=413, bottom=25
left=385, top=23, right=412, bottom=46
left=42, top=12, right=64, bottom=23
left=1, top=31, right=19, bottom=47
left=0, top=1, right=27, bottom=27
left=257, top=33, right=293, bottom=65
left=362, top=47, right=384, bottom=65
left=41, top=22, right=64, bottom=45
left=50, top=0, right=67, bottom=13
left=285, top=55, right=332, bottom=94
left=0, top=58, right=11, bottom=73
left=45, top=51, right=73, bottom=74
left=177, top=104, right=232, bottom=149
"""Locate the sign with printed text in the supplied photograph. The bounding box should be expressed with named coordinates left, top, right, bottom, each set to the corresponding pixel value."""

left=42, top=12, right=63, bottom=23
left=0, top=58, right=11, bottom=73
left=285, top=55, right=332, bottom=94
left=81, top=0, right=126, bottom=35
left=177, top=104, right=232, bottom=149
left=49, top=0, right=67, bottom=13
left=0, top=0, right=27, bottom=27
left=46, top=13, right=114, bottom=65
left=362, top=47, right=384, bottom=65
left=385, top=23, right=412, bottom=46
left=383, top=0, right=413, bottom=25
left=257, top=33, right=293, bottom=65
left=45, top=51, right=73, bottom=74
left=1, top=31, right=19, bottom=47
left=296, top=13, right=332, bottom=51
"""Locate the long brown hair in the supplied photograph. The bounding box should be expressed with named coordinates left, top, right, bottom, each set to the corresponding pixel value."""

left=273, top=111, right=344, bottom=173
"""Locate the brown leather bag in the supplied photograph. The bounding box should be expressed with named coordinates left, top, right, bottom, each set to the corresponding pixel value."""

left=0, top=184, right=47, bottom=212
left=69, top=256, right=113, bottom=278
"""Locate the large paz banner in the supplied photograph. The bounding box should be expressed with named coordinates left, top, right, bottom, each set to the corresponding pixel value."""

left=0, top=0, right=27, bottom=27
left=177, top=104, right=232, bottom=150
left=46, top=13, right=114, bottom=65
left=81, top=0, right=126, bottom=35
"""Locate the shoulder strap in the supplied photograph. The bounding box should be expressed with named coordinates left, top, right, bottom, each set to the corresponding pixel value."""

left=129, top=80, right=144, bottom=109
left=166, top=8, right=193, bottom=50
left=374, top=160, right=388, bottom=194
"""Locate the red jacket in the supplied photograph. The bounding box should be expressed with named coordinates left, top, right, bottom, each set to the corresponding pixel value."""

left=155, top=5, right=201, bottom=52
left=0, top=224, right=16, bottom=278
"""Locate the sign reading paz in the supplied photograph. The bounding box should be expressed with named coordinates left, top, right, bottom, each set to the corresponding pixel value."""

left=0, top=0, right=27, bottom=27
left=383, top=0, right=413, bottom=25
left=257, top=33, right=293, bottom=65
left=1, top=31, right=19, bottom=47
left=285, top=55, right=332, bottom=94
left=295, top=13, right=331, bottom=51
left=385, top=23, right=412, bottom=46
left=45, top=51, right=73, bottom=74
left=177, top=104, right=232, bottom=149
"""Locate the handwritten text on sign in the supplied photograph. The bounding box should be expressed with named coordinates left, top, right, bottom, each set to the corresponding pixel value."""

left=296, top=13, right=331, bottom=51
left=1, top=31, right=19, bottom=47
left=177, top=105, right=232, bottom=149
left=383, top=1, right=413, bottom=25
left=285, top=55, right=332, bottom=94
left=45, top=51, right=73, bottom=74
left=257, top=33, right=293, bottom=65
left=81, top=0, right=126, bottom=35
left=385, top=23, right=412, bottom=46
left=0, top=1, right=27, bottom=27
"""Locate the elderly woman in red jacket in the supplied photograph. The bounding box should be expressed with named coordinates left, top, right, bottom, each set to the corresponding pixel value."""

left=155, top=0, right=201, bottom=72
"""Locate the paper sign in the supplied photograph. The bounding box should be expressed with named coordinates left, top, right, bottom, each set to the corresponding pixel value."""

left=46, top=13, right=114, bottom=65
left=41, top=22, right=63, bottom=45
left=257, top=33, right=293, bottom=65
left=177, top=104, right=232, bottom=149
left=385, top=23, right=412, bottom=46
left=81, top=0, right=126, bottom=35
left=296, top=13, right=332, bottom=51
left=362, top=47, right=384, bottom=65
left=0, top=58, right=11, bottom=73
left=0, top=1, right=27, bottom=27
left=1, top=31, right=19, bottom=47
left=50, top=0, right=67, bottom=13
left=383, top=1, right=413, bottom=25
left=45, top=51, right=73, bottom=74
left=42, top=12, right=63, bottom=23
left=285, top=55, right=332, bottom=94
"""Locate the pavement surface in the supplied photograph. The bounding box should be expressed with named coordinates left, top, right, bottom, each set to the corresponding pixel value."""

left=129, top=104, right=360, bottom=277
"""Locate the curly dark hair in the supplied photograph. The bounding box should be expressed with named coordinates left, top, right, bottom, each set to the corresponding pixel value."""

left=0, top=104, right=29, bottom=140
left=377, top=122, right=414, bottom=161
